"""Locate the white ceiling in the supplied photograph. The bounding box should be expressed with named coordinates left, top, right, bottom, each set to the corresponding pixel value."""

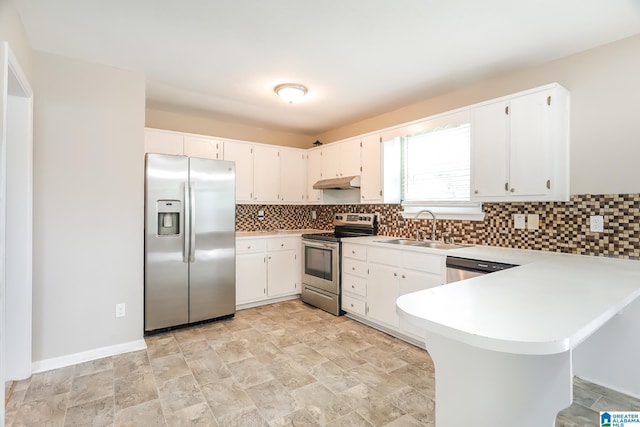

left=14, top=0, right=640, bottom=136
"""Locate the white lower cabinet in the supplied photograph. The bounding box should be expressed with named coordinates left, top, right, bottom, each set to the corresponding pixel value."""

left=236, top=236, right=300, bottom=306
left=367, top=263, right=401, bottom=328
left=266, top=237, right=300, bottom=297
left=236, top=239, right=268, bottom=304
left=341, top=242, right=445, bottom=343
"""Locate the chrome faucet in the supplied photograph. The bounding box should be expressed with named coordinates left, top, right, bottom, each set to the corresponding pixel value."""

left=413, top=209, right=437, bottom=241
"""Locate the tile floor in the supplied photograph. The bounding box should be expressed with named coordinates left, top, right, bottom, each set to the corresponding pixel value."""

left=5, top=299, right=640, bottom=426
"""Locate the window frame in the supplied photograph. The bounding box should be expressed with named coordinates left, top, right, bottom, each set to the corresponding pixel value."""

left=390, top=111, right=484, bottom=220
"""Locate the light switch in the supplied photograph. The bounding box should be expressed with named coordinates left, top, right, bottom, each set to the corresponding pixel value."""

left=514, top=214, right=526, bottom=230
left=527, top=214, right=539, bottom=230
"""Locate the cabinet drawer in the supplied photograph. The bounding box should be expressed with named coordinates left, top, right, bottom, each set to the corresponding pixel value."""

left=343, top=243, right=366, bottom=261
left=343, top=275, right=366, bottom=297
left=236, top=239, right=267, bottom=253
left=343, top=258, right=368, bottom=278
left=342, top=295, right=366, bottom=316
left=402, top=251, right=444, bottom=274
left=267, top=237, right=299, bottom=251
left=367, top=247, right=402, bottom=266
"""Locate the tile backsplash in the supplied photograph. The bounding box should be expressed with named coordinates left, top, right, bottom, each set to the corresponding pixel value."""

left=236, top=194, right=640, bottom=259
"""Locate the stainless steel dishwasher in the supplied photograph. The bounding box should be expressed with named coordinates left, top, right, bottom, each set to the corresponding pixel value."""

left=446, top=256, right=517, bottom=283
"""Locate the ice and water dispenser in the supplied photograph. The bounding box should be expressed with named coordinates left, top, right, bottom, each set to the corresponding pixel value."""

left=157, top=200, right=181, bottom=236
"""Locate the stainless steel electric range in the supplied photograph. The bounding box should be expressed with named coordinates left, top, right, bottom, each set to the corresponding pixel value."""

left=300, top=213, right=378, bottom=315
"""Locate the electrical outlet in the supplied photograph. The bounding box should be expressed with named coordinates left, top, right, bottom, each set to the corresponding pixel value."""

left=257, top=210, right=265, bottom=221
left=514, top=214, right=526, bottom=230
left=590, top=215, right=604, bottom=232
left=311, top=210, right=317, bottom=220
left=527, top=214, right=539, bottom=230
left=115, top=303, right=126, bottom=318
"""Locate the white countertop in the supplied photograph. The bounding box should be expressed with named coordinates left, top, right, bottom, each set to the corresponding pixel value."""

left=236, top=229, right=326, bottom=238
left=344, top=235, right=640, bottom=356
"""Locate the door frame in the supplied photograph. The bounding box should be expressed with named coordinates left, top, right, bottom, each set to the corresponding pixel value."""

left=1, top=41, right=34, bottom=415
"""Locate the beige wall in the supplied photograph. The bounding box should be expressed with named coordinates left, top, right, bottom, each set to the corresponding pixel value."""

left=32, top=51, right=145, bottom=361
left=315, top=34, right=640, bottom=196
left=146, top=107, right=312, bottom=149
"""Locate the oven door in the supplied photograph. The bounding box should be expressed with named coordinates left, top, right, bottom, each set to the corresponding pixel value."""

left=301, top=239, right=340, bottom=294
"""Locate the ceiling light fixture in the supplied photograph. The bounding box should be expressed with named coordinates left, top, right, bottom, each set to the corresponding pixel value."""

left=274, top=83, right=308, bottom=103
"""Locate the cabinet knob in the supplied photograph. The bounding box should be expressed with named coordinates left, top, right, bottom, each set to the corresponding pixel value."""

left=351, top=285, right=355, bottom=289
left=352, top=250, right=355, bottom=254
left=247, top=246, right=251, bottom=249
left=281, top=243, right=284, bottom=247
left=350, top=303, right=354, bottom=307
left=402, top=274, right=406, bottom=279
left=393, top=272, right=398, bottom=277
left=474, top=189, right=479, bottom=194
left=352, top=267, right=356, bottom=271
left=510, top=188, right=515, bottom=193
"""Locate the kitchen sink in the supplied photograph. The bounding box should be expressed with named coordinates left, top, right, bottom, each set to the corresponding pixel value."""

left=415, top=241, right=471, bottom=250
left=377, top=238, right=472, bottom=250
left=377, top=238, right=423, bottom=246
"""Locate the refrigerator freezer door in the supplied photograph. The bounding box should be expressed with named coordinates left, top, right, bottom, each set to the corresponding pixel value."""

left=188, top=157, right=236, bottom=322
left=145, top=154, right=189, bottom=331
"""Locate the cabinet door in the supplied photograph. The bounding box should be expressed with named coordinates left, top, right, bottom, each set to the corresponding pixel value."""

left=236, top=253, right=267, bottom=304
left=267, top=250, right=299, bottom=297
left=367, top=263, right=400, bottom=328
left=360, top=134, right=382, bottom=203
left=306, top=149, right=323, bottom=203
left=471, top=101, right=508, bottom=199
left=340, top=138, right=362, bottom=177
left=280, top=149, right=306, bottom=203
left=321, top=143, right=341, bottom=179
left=184, top=135, right=222, bottom=160
left=253, top=145, right=280, bottom=203
left=398, top=269, right=441, bottom=339
left=509, top=91, right=552, bottom=197
left=144, top=129, right=183, bottom=155
left=223, top=141, right=254, bottom=202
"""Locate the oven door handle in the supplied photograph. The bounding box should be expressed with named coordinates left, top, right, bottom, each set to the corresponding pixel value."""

left=302, top=240, right=339, bottom=250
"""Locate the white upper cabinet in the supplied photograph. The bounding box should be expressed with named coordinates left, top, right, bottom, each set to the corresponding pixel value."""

left=320, top=139, right=361, bottom=179
left=184, top=135, right=223, bottom=160
left=144, top=129, right=184, bottom=155
left=223, top=140, right=254, bottom=203
left=253, top=145, right=281, bottom=203
left=360, top=134, right=382, bottom=203
left=145, top=129, right=223, bottom=160
left=471, top=83, right=570, bottom=202
left=471, top=101, right=509, bottom=199
left=321, top=143, right=341, bottom=179
left=306, top=148, right=323, bottom=204
left=280, top=148, right=307, bottom=204
left=341, top=138, right=362, bottom=177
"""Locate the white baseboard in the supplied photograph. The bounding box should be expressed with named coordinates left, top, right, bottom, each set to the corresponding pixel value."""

left=575, top=375, right=640, bottom=400
left=31, top=339, right=147, bottom=374
left=236, top=294, right=300, bottom=311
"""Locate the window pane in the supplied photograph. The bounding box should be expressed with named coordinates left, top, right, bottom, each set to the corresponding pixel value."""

left=403, top=124, right=470, bottom=202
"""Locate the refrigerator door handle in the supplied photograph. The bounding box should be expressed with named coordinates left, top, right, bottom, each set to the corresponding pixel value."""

left=189, top=184, right=196, bottom=263
left=183, top=182, right=190, bottom=263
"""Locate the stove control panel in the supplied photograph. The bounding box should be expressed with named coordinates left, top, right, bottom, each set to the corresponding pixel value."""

left=334, top=212, right=377, bottom=226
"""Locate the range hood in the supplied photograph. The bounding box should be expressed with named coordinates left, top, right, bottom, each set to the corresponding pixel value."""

left=313, top=175, right=361, bottom=190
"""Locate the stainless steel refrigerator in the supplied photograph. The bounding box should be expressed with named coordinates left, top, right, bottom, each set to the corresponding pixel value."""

left=144, top=153, right=235, bottom=332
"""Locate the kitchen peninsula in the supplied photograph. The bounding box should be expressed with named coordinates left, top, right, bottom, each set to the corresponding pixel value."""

left=397, top=253, right=640, bottom=427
